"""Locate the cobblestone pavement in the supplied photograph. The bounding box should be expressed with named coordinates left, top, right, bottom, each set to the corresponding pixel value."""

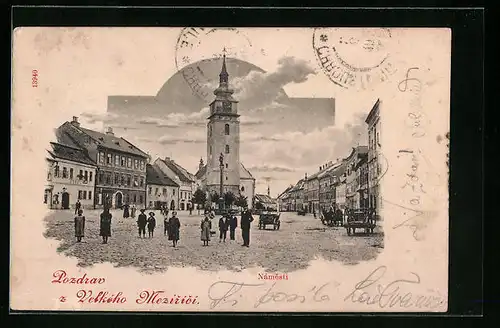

left=44, top=209, right=384, bottom=273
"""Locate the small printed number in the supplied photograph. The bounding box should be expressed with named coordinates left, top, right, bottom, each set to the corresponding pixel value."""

left=32, top=70, right=38, bottom=88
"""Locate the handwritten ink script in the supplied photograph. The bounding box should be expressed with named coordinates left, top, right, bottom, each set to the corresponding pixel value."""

left=344, top=266, right=446, bottom=310
left=393, top=67, right=432, bottom=240
left=208, top=281, right=331, bottom=309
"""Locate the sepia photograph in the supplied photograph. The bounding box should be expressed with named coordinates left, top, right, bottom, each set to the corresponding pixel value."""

left=11, top=26, right=450, bottom=312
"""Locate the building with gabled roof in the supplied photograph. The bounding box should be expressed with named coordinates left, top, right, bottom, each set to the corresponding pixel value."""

left=45, top=142, right=97, bottom=210
left=56, top=116, right=149, bottom=209
left=146, top=163, right=180, bottom=210
left=154, top=157, right=196, bottom=211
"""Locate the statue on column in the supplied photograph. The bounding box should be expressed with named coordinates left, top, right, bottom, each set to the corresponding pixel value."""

left=219, top=153, right=224, bottom=167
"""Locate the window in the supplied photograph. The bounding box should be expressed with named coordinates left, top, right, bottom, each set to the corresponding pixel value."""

left=62, top=167, right=68, bottom=178
left=139, top=195, right=143, bottom=203
left=149, top=201, right=153, bottom=208
left=115, top=155, right=120, bottom=165
left=54, top=165, right=60, bottom=177
left=226, top=176, right=228, bottom=180
left=114, top=173, right=119, bottom=185
left=127, top=158, right=132, bottom=168
left=225, top=163, right=228, bottom=168
left=148, top=187, right=152, bottom=195
left=89, top=172, right=93, bottom=182
left=69, top=168, right=73, bottom=179
left=140, top=161, right=145, bottom=170
left=140, top=177, right=144, bottom=187
left=133, top=194, right=137, bottom=203
left=155, top=188, right=159, bottom=195
left=88, top=191, right=92, bottom=200
left=99, top=152, right=105, bottom=164
left=127, top=175, right=131, bottom=186
left=107, top=154, right=112, bottom=165
left=241, top=186, right=245, bottom=192
left=134, top=159, right=138, bottom=169
left=78, top=190, right=82, bottom=199
left=225, top=124, right=230, bottom=135
left=84, top=171, right=88, bottom=181
left=106, top=173, right=111, bottom=185
left=133, top=176, right=138, bottom=187
left=163, top=188, right=167, bottom=195
left=121, top=156, right=126, bottom=166
left=225, top=145, right=230, bottom=154
left=173, top=189, right=176, bottom=196
left=83, top=191, right=87, bottom=199
left=98, top=171, right=104, bottom=184
left=121, top=175, right=125, bottom=185
left=209, top=146, right=212, bottom=155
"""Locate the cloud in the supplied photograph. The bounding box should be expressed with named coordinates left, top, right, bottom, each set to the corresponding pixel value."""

left=231, top=56, right=316, bottom=109
left=246, top=165, right=295, bottom=173
left=136, top=107, right=210, bottom=129
left=80, top=111, right=122, bottom=124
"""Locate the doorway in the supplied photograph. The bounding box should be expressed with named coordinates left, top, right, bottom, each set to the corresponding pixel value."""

left=61, top=192, right=70, bottom=209
left=115, top=192, right=123, bottom=209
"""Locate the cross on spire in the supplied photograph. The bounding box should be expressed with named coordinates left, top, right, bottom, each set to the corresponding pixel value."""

left=219, top=48, right=229, bottom=84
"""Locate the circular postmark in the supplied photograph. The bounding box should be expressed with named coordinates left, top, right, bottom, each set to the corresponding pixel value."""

left=175, top=28, right=253, bottom=102
left=312, top=28, right=397, bottom=90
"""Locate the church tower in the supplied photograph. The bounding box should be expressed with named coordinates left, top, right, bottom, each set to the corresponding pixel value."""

left=205, top=53, right=241, bottom=195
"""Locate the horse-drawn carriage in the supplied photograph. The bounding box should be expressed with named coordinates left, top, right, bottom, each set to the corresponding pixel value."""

left=343, top=209, right=376, bottom=235
left=258, top=211, right=281, bottom=230
left=320, top=209, right=343, bottom=227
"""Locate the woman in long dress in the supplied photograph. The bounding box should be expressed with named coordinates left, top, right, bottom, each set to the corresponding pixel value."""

left=74, top=209, right=85, bottom=242
left=100, top=207, right=112, bottom=244
left=168, top=211, right=181, bottom=248
left=130, top=204, right=136, bottom=218
left=201, top=216, right=211, bottom=246
left=123, top=203, right=130, bottom=218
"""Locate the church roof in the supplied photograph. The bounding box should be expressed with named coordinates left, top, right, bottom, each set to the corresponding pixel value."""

left=255, top=194, right=275, bottom=204
left=146, top=163, right=179, bottom=187
left=195, top=163, right=255, bottom=181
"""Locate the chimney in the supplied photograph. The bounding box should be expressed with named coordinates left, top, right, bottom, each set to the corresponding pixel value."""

left=106, top=127, right=114, bottom=136
left=71, top=116, right=80, bottom=127
left=165, top=157, right=170, bottom=162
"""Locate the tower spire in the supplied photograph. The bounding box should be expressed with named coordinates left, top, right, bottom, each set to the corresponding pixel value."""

left=219, top=48, right=229, bottom=84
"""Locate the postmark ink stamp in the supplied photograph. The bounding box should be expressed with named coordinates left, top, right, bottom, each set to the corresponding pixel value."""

left=312, top=28, right=397, bottom=90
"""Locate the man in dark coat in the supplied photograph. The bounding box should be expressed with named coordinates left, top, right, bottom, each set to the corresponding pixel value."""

left=218, top=214, right=228, bottom=243
left=228, top=210, right=238, bottom=241
left=74, top=199, right=81, bottom=215
left=137, top=209, right=147, bottom=238
left=240, top=207, right=254, bottom=247
left=168, top=211, right=181, bottom=248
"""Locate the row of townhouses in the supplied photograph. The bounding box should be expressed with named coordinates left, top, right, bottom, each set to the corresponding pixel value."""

left=278, top=99, right=382, bottom=216
left=44, top=116, right=197, bottom=211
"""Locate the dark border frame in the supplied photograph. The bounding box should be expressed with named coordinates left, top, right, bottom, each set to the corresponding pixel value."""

left=8, top=5, right=484, bottom=321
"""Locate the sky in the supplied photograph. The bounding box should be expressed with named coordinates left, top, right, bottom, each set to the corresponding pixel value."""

left=19, top=27, right=381, bottom=197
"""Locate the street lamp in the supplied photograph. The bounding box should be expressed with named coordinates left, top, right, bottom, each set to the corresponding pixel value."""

left=219, top=153, right=224, bottom=212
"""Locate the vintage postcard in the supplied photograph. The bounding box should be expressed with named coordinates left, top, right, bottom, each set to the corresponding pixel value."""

left=11, top=27, right=450, bottom=312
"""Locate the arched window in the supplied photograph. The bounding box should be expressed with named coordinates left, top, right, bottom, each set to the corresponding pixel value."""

left=225, top=145, right=230, bottom=154
left=225, top=124, right=230, bottom=135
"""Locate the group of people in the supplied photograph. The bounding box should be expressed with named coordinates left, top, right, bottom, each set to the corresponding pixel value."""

left=200, top=207, right=254, bottom=247
left=73, top=207, right=112, bottom=244
left=73, top=204, right=255, bottom=248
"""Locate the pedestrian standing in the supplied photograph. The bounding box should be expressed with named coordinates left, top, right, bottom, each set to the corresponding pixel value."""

left=100, top=207, right=112, bottom=244
left=147, top=212, right=156, bottom=238
left=164, top=214, right=169, bottom=236
left=189, top=204, right=193, bottom=216
left=218, top=214, right=228, bottom=243
left=123, top=203, right=130, bottom=218
left=168, top=211, right=181, bottom=248
left=74, top=199, right=82, bottom=215
left=229, top=211, right=238, bottom=241
left=131, top=204, right=137, bottom=218
left=201, top=216, right=211, bottom=246
left=74, top=209, right=85, bottom=242
left=240, top=206, right=254, bottom=247
left=137, top=209, right=147, bottom=238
